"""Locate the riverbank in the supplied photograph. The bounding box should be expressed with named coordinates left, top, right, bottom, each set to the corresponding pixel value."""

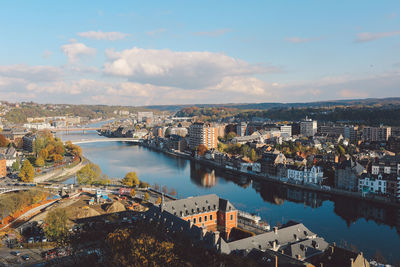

left=140, top=143, right=400, bottom=208
left=34, top=157, right=86, bottom=183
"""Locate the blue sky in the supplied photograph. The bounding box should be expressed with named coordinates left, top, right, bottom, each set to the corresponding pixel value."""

left=0, top=1, right=400, bottom=105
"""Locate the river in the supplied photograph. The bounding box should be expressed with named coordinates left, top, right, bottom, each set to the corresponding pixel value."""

left=58, top=128, right=400, bottom=264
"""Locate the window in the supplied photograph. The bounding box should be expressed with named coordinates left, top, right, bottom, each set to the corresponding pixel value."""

left=205, top=215, right=207, bottom=222
left=199, top=217, right=202, bottom=223
left=210, top=214, right=213, bottom=220
left=230, top=214, right=233, bottom=221
left=193, top=218, right=196, bottom=224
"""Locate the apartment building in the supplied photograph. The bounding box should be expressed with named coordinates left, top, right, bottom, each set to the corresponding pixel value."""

left=300, top=117, right=317, bottom=137
left=0, top=155, right=6, bottom=178
left=363, top=126, right=391, bottom=142
left=188, top=122, right=218, bottom=149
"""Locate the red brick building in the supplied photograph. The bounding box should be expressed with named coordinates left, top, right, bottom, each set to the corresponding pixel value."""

left=161, top=194, right=237, bottom=239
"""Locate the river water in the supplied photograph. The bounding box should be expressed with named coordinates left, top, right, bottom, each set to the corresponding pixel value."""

left=58, top=128, right=400, bottom=263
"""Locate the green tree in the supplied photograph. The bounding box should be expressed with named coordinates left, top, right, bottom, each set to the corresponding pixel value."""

left=76, top=163, right=101, bottom=185
left=44, top=208, right=69, bottom=245
left=19, top=160, right=35, bottom=182
left=35, top=157, right=45, bottom=167
left=33, top=137, right=44, bottom=157
left=11, top=160, right=20, bottom=172
left=226, top=132, right=237, bottom=141
left=122, top=172, right=139, bottom=187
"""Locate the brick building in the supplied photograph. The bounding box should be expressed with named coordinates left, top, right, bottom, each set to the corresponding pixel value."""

left=161, top=194, right=237, bottom=239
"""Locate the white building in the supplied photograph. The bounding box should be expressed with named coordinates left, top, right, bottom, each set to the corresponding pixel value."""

left=280, top=125, right=292, bottom=137
left=300, top=117, right=317, bottom=137
left=237, top=122, right=247, bottom=137
left=23, top=122, right=52, bottom=130
left=358, top=174, right=387, bottom=195
left=287, top=165, right=324, bottom=185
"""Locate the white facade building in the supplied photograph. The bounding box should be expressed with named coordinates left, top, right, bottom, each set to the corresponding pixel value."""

left=287, top=166, right=324, bottom=185
left=280, top=125, right=292, bottom=137
left=358, top=174, right=387, bottom=195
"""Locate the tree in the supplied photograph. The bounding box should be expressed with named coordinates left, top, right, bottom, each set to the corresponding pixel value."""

left=19, top=160, right=35, bottom=182
left=226, top=132, right=237, bottom=141
left=130, top=188, right=136, bottom=198
left=44, top=208, right=69, bottom=245
left=122, top=172, right=139, bottom=187
left=11, top=160, right=20, bottom=172
left=77, top=163, right=101, bottom=185
left=39, top=148, right=48, bottom=161
left=155, top=196, right=162, bottom=204
left=0, top=134, right=9, bottom=147
left=250, top=148, right=257, bottom=162
left=144, top=192, right=149, bottom=202
left=35, top=157, right=45, bottom=167
left=139, top=181, right=150, bottom=188
left=53, top=154, right=63, bottom=163
left=197, top=144, right=208, bottom=156
left=33, top=137, right=44, bottom=157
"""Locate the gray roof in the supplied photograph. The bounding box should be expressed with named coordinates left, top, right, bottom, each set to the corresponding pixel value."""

left=162, top=194, right=235, bottom=217
left=223, top=222, right=320, bottom=255
left=283, top=237, right=328, bottom=260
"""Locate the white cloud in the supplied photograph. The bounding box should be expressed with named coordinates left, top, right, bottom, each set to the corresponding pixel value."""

left=355, top=31, right=400, bottom=42
left=104, top=47, right=273, bottom=89
left=41, top=50, right=53, bottom=59
left=146, top=28, right=167, bottom=37
left=285, top=37, right=319, bottom=43
left=194, top=28, right=231, bottom=37
left=0, top=64, right=62, bottom=82
left=77, top=30, right=130, bottom=41
left=61, top=41, right=96, bottom=62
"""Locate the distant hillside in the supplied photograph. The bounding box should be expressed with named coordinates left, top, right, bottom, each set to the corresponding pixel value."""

left=143, top=97, right=400, bottom=112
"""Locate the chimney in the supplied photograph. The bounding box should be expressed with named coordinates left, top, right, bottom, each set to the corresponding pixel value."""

left=329, top=245, right=334, bottom=254
left=273, top=226, right=278, bottom=234
left=320, top=264, right=323, bottom=267
left=274, top=255, right=278, bottom=267
left=189, top=220, right=194, bottom=228
left=350, top=258, right=354, bottom=267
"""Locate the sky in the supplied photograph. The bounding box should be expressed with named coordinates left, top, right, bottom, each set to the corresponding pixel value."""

left=0, top=0, right=400, bottom=106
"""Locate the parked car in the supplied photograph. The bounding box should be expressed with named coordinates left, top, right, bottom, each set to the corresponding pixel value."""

left=27, top=237, right=34, bottom=243
left=21, top=254, right=30, bottom=261
left=11, top=251, right=21, bottom=256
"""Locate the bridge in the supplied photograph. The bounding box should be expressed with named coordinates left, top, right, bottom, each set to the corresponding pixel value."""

left=0, top=186, right=33, bottom=195
left=71, top=138, right=141, bottom=145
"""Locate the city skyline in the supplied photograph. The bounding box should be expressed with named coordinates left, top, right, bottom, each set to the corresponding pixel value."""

left=1, top=1, right=400, bottom=105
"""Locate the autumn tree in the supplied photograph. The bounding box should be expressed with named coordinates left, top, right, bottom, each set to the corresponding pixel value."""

left=53, top=154, right=63, bottom=163
left=196, top=144, right=208, bottom=156
left=19, top=160, right=35, bottom=182
left=144, top=192, right=150, bottom=202
left=122, top=172, right=139, bottom=187
left=44, top=208, right=69, bottom=245
left=250, top=148, right=257, bottom=162
left=35, top=157, right=45, bottom=167
left=39, top=148, right=48, bottom=161
left=77, top=163, right=101, bottom=185
left=226, top=131, right=237, bottom=141
left=130, top=188, right=136, bottom=198
left=155, top=196, right=162, bottom=204
left=0, top=134, right=9, bottom=147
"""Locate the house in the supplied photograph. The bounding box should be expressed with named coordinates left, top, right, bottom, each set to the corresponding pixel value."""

left=335, top=159, right=365, bottom=192
left=358, top=173, right=387, bottom=195
left=260, top=151, right=287, bottom=176
left=308, top=244, right=370, bottom=267
left=287, top=165, right=324, bottom=185
left=160, top=194, right=237, bottom=239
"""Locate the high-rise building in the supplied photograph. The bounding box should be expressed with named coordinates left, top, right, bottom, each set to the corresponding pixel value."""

left=300, top=117, right=317, bottom=137
left=188, top=122, right=218, bottom=149
left=363, top=126, right=391, bottom=142
left=344, top=125, right=358, bottom=142
left=236, top=122, right=247, bottom=137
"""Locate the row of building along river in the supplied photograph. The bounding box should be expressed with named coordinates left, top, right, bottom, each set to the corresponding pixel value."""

left=58, top=127, right=400, bottom=264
